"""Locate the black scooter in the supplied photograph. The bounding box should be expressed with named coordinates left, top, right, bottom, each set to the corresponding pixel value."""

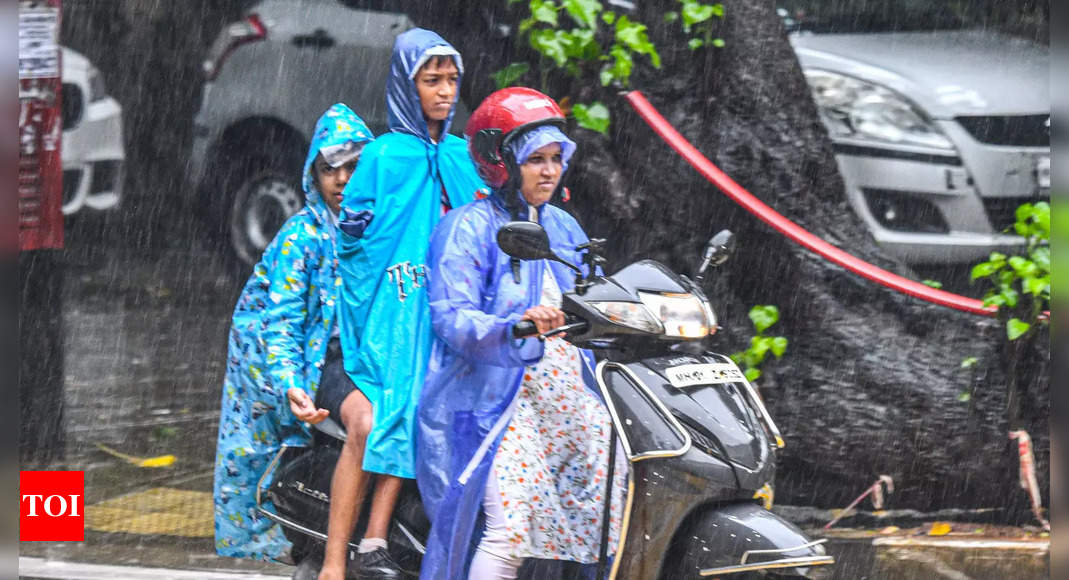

left=257, top=223, right=834, bottom=579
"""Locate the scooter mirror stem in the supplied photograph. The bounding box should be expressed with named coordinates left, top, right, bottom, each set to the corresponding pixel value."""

left=575, top=238, right=607, bottom=295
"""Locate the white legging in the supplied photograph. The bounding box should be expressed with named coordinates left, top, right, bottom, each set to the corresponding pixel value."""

left=469, top=471, right=524, bottom=580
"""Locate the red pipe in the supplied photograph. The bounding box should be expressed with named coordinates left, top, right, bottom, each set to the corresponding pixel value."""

left=624, top=90, right=998, bottom=317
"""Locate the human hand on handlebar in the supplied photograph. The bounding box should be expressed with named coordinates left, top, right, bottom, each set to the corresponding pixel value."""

left=522, top=306, right=566, bottom=336
left=287, top=387, right=329, bottom=424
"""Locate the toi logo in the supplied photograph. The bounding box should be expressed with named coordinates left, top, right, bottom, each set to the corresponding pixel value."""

left=20, top=471, right=85, bottom=541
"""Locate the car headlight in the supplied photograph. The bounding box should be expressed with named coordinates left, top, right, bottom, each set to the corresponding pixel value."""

left=804, top=69, right=954, bottom=150
left=590, top=292, right=713, bottom=339
left=88, top=67, right=108, bottom=103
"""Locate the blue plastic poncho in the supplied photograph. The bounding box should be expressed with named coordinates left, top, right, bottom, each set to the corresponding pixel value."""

left=213, top=104, right=374, bottom=561
left=416, top=192, right=602, bottom=579
left=336, top=28, right=486, bottom=479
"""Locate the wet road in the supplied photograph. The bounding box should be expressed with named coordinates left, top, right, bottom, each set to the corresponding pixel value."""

left=58, top=222, right=238, bottom=487
left=20, top=217, right=290, bottom=575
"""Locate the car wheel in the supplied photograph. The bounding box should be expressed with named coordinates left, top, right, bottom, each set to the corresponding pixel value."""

left=228, top=170, right=304, bottom=266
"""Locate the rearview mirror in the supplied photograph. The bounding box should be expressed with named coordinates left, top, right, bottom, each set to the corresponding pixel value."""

left=496, top=221, right=583, bottom=275
left=695, top=229, right=736, bottom=280
left=497, top=221, right=554, bottom=260
left=705, top=230, right=736, bottom=266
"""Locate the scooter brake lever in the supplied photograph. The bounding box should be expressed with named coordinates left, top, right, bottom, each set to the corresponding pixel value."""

left=538, top=322, right=587, bottom=341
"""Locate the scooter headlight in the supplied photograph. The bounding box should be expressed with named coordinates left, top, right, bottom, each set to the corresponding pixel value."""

left=589, top=300, right=664, bottom=334
left=589, top=292, right=713, bottom=338
left=639, top=292, right=712, bottom=339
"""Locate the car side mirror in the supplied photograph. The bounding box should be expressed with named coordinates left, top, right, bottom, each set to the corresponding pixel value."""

left=695, top=229, right=736, bottom=280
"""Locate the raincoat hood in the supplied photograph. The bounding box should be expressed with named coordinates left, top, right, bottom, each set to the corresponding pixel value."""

left=302, top=103, right=374, bottom=223
left=386, top=28, right=464, bottom=142
left=493, top=125, right=576, bottom=220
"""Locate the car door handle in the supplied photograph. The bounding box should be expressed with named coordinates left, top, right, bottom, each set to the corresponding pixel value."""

left=291, top=29, right=335, bottom=49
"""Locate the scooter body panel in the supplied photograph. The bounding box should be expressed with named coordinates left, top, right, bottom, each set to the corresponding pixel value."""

left=661, top=502, right=834, bottom=578
left=597, top=354, right=799, bottom=578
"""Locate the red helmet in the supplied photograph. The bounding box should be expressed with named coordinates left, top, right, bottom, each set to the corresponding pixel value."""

left=465, top=87, right=566, bottom=189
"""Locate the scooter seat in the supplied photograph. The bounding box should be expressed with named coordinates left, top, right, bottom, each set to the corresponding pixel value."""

left=313, top=417, right=348, bottom=442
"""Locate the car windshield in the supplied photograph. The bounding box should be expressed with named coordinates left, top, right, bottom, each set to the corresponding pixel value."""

left=779, top=0, right=982, bottom=34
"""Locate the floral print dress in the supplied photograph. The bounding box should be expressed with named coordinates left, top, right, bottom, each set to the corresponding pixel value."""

left=490, top=267, right=629, bottom=563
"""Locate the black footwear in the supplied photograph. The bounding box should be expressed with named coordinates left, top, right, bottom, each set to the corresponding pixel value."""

left=353, top=547, right=404, bottom=579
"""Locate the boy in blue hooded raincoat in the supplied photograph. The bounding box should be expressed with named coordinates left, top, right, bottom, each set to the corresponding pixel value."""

left=213, top=104, right=373, bottom=562
left=327, top=28, right=485, bottom=579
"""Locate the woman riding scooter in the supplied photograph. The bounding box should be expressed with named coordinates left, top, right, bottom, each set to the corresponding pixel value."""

left=416, top=88, right=628, bottom=580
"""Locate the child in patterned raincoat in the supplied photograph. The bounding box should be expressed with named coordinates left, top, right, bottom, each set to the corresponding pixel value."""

left=213, top=103, right=374, bottom=562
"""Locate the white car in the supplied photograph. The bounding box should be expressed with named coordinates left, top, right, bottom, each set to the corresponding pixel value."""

left=788, top=14, right=1049, bottom=264
left=60, top=46, right=124, bottom=217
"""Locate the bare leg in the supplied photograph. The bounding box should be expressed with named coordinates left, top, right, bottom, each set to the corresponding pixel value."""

left=319, top=389, right=374, bottom=580
left=364, top=474, right=403, bottom=540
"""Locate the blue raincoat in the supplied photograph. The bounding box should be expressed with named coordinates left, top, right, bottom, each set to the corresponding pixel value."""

left=416, top=194, right=604, bottom=580
left=213, top=104, right=374, bottom=560
left=336, top=28, right=485, bottom=479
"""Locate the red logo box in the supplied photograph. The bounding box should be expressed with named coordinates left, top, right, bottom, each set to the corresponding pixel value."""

left=20, top=471, right=85, bottom=541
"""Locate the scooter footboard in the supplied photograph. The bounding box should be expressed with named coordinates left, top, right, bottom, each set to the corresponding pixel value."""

left=663, top=502, right=834, bottom=578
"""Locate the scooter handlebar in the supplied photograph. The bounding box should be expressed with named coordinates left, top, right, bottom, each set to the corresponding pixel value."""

left=512, top=315, right=586, bottom=340
left=512, top=320, right=539, bottom=339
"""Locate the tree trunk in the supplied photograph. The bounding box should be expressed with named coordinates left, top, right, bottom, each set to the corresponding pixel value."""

left=425, top=0, right=1049, bottom=514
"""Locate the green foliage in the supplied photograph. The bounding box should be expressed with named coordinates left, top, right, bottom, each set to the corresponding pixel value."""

left=572, top=102, right=611, bottom=134
left=921, top=279, right=942, bottom=289
left=970, top=201, right=1050, bottom=341
left=151, top=426, right=178, bottom=442
left=492, top=62, right=532, bottom=89
left=731, top=305, right=788, bottom=382
left=675, top=0, right=725, bottom=52
left=511, top=0, right=724, bottom=131
left=957, top=356, right=979, bottom=403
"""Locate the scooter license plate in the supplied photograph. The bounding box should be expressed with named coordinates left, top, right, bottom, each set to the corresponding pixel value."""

left=666, top=363, right=746, bottom=388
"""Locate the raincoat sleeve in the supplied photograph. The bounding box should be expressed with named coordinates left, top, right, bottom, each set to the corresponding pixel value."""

left=259, top=220, right=316, bottom=397
left=428, top=209, right=544, bottom=368
left=336, top=140, right=416, bottom=339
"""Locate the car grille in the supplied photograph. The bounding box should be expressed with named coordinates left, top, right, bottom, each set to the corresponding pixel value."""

left=90, top=160, right=121, bottom=194
left=61, top=83, right=83, bottom=130
left=63, top=169, right=82, bottom=205
left=955, top=115, right=1049, bottom=147
left=982, top=195, right=1050, bottom=234
left=862, top=189, right=949, bottom=234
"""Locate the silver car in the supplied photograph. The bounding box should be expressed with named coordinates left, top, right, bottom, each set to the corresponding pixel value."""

left=190, top=0, right=469, bottom=266
left=791, top=29, right=1049, bottom=264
